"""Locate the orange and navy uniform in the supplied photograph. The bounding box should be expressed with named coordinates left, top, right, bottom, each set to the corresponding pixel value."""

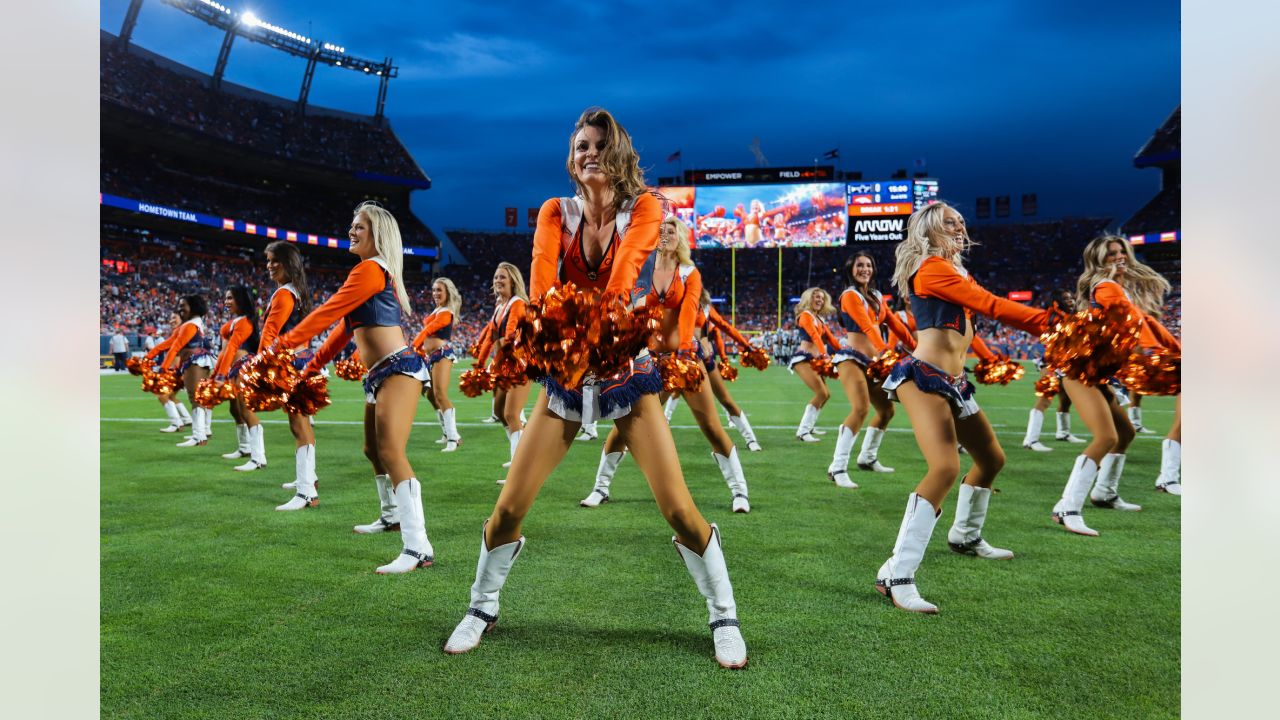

left=646, top=263, right=702, bottom=353
left=837, top=288, right=917, bottom=353
left=160, top=319, right=207, bottom=371
left=212, top=316, right=259, bottom=379
left=258, top=284, right=304, bottom=350
left=909, top=256, right=1048, bottom=336
left=706, top=306, right=754, bottom=358
left=530, top=193, right=662, bottom=301
left=473, top=297, right=525, bottom=365
left=1090, top=280, right=1181, bottom=352
left=797, top=310, right=841, bottom=355
left=275, top=258, right=404, bottom=373
left=145, top=324, right=182, bottom=364
left=411, top=307, right=455, bottom=354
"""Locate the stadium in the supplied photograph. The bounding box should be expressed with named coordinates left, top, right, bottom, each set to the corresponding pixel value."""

left=96, top=2, right=1184, bottom=718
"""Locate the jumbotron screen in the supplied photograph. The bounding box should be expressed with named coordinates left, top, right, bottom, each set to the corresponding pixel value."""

left=691, top=183, right=847, bottom=249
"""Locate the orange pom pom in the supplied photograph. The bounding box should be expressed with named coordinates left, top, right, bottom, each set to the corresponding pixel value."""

left=239, top=347, right=299, bottom=412
left=141, top=365, right=182, bottom=396
left=866, top=348, right=905, bottom=382
left=810, top=355, right=838, bottom=379
left=1034, top=373, right=1061, bottom=399
left=193, top=378, right=235, bottom=408
left=739, top=346, right=771, bottom=371
left=658, top=352, right=706, bottom=393
left=490, top=344, right=530, bottom=391
left=973, top=357, right=1026, bottom=385
left=1119, top=350, right=1180, bottom=396
left=335, top=357, right=367, bottom=382
left=717, top=360, right=739, bottom=382
left=285, top=373, right=331, bottom=416
left=459, top=366, right=494, bottom=398
left=519, top=282, right=661, bottom=388
left=1041, top=305, right=1142, bottom=385
left=125, top=356, right=145, bottom=376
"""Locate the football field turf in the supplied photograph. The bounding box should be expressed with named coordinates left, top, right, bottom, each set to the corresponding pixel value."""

left=101, top=365, right=1179, bottom=719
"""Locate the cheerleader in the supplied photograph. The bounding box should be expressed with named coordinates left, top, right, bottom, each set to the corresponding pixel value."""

left=877, top=202, right=1057, bottom=613
left=272, top=204, right=434, bottom=573
left=579, top=218, right=751, bottom=513
left=790, top=288, right=840, bottom=442
left=1052, top=235, right=1179, bottom=535
left=255, top=241, right=322, bottom=510
left=212, top=286, right=267, bottom=470
left=471, top=263, right=531, bottom=475
left=701, top=295, right=763, bottom=452
left=412, top=277, right=463, bottom=453
left=147, top=312, right=195, bottom=433
left=827, top=252, right=917, bottom=487
left=161, top=295, right=216, bottom=447
left=444, top=108, right=747, bottom=668
left=1022, top=290, right=1085, bottom=451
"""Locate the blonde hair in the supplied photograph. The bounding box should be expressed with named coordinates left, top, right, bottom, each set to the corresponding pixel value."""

left=662, top=216, right=694, bottom=266
left=1076, top=235, right=1170, bottom=316
left=893, top=201, right=970, bottom=298
left=495, top=262, right=529, bottom=303
left=566, top=107, right=648, bottom=211
left=433, top=277, right=462, bottom=319
left=354, top=202, right=412, bottom=315
left=795, top=287, right=835, bottom=318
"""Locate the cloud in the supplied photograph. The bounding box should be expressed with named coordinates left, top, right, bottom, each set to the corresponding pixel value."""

left=403, top=33, right=546, bottom=78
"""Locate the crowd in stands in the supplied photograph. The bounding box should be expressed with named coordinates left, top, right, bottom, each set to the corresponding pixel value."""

left=101, top=36, right=424, bottom=181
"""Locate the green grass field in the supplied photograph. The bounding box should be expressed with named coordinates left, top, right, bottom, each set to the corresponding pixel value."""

left=101, top=364, right=1179, bottom=719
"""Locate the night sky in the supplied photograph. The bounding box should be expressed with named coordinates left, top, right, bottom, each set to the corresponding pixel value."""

left=100, top=0, right=1181, bottom=233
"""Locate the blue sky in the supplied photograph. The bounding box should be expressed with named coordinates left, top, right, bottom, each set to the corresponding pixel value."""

left=100, top=0, right=1180, bottom=233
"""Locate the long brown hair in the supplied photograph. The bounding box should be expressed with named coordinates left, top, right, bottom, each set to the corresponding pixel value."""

left=565, top=107, right=648, bottom=211
left=266, top=241, right=312, bottom=314
left=844, top=251, right=881, bottom=311
left=1075, top=235, right=1170, bottom=316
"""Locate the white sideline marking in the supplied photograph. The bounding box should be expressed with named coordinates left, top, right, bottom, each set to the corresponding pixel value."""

left=98, top=416, right=1169, bottom=440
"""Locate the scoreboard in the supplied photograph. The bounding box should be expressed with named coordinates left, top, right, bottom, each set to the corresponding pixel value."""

left=846, top=178, right=942, bottom=242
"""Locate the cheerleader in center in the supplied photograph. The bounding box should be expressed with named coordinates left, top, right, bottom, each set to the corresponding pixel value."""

left=876, top=202, right=1058, bottom=613
left=827, top=251, right=917, bottom=488
left=212, top=286, right=267, bottom=470
left=790, top=288, right=841, bottom=442
left=161, top=295, right=216, bottom=447
left=579, top=217, right=751, bottom=513
left=412, top=277, right=463, bottom=452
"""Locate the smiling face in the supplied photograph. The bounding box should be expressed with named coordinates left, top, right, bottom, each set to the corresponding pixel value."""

left=432, top=281, right=448, bottom=307
left=492, top=267, right=512, bottom=299
left=935, top=206, right=968, bottom=256
left=1104, top=240, right=1127, bottom=278
left=348, top=212, right=375, bottom=259
left=266, top=250, right=286, bottom=285
left=178, top=298, right=192, bottom=321
left=852, top=255, right=874, bottom=285
left=571, top=124, right=609, bottom=190
left=810, top=290, right=828, bottom=312
left=224, top=290, right=238, bottom=315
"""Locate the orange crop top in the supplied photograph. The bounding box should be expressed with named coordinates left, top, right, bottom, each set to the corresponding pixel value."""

left=646, top=263, right=701, bottom=350
left=530, top=193, right=661, bottom=301
left=912, top=257, right=1048, bottom=336
left=1091, top=281, right=1180, bottom=352
left=797, top=310, right=841, bottom=353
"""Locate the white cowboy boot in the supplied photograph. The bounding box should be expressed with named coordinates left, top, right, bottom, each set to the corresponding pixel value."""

left=1155, top=439, right=1182, bottom=495
left=875, top=493, right=941, bottom=613
left=796, top=404, right=821, bottom=442
left=1090, top=453, right=1141, bottom=511
left=712, top=448, right=750, bottom=513
left=354, top=473, right=401, bottom=534
left=674, top=524, right=748, bottom=669
left=444, top=530, right=525, bottom=654
left=580, top=450, right=621, bottom=507
left=1052, top=455, right=1100, bottom=536
left=728, top=413, right=762, bottom=452
left=947, top=483, right=1014, bottom=560
left=441, top=407, right=461, bottom=452
left=276, top=445, right=318, bottom=510
left=826, top=425, right=859, bottom=489
left=856, top=427, right=894, bottom=472
left=1022, top=409, right=1052, bottom=451
left=222, top=424, right=250, bottom=458
left=375, top=478, right=434, bottom=573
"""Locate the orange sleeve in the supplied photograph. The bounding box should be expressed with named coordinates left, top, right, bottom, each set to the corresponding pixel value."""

left=145, top=333, right=174, bottom=361
left=277, top=261, right=386, bottom=349
left=1093, top=282, right=1163, bottom=350
left=840, top=291, right=887, bottom=353
left=1145, top=312, right=1181, bottom=352
left=711, top=326, right=728, bottom=360
left=160, top=323, right=198, bottom=370
left=213, top=318, right=252, bottom=378
left=605, top=193, right=662, bottom=301
left=915, top=257, right=1049, bottom=335
left=969, top=334, right=998, bottom=361
left=413, top=310, right=453, bottom=353
left=707, top=306, right=753, bottom=350
left=473, top=321, right=496, bottom=364
left=502, top=299, right=525, bottom=342
left=411, top=325, right=430, bottom=354
left=258, top=288, right=296, bottom=349
left=821, top=321, right=841, bottom=352
left=881, top=300, right=916, bottom=351
left=797, top=312, right=824, bottom=346
left=676, top=269, right=702, bottom=350
left=305, top=324, right=354, bottom=375
left=530, top=198, right=563, bottom=300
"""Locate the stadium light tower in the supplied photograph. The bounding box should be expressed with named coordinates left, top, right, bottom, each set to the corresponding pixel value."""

left=157, top=0, right=399, bottom=118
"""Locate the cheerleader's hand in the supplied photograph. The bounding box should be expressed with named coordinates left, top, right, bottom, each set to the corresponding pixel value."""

left=1045, top=302, right=1069, bottom=331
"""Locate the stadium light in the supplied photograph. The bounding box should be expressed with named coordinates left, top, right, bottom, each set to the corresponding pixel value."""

left=240, top=11, right=259, bottom=27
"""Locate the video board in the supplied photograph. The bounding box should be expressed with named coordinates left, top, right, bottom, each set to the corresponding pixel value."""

left=844, top=178, right=942, bottom=242
left=692, top=183, right=847, bottom=248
